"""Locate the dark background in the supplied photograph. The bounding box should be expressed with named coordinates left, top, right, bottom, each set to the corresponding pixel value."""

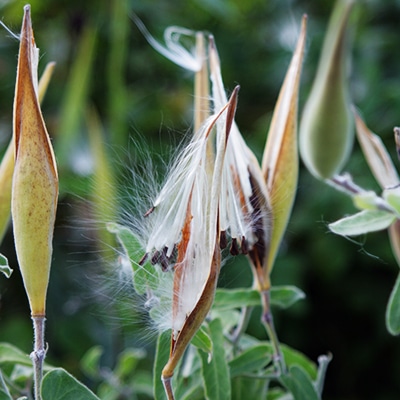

left=1, top=0, right=400, bottom=399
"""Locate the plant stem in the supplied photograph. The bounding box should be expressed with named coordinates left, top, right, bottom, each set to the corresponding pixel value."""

left=161, top=376, right=175, bottom=400
left=260, top=290, right=287, bottom=375
left=328, top=173, right=395, bottom=212
left=31, top=315, right=46, bottom=400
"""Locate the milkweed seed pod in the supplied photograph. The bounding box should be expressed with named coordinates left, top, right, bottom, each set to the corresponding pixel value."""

left=299, top=0, right=355, bottom=180
left=12, top=5, right=59, bottom=317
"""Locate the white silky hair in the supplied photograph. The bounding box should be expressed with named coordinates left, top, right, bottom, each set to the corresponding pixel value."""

left=132, top=13, right=202, bottom=72
left=144, top=105, right=232, bottom=336
left=209, top=37, right=272, bottom=249
left=81, top=22, right=273, bottom=338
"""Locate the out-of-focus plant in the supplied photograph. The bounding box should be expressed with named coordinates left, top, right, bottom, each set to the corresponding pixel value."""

left=300, top=0, right=400, bottom=336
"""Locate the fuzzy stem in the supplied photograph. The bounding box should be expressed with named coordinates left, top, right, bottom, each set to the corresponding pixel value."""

left=327, top=173, right=365, bottom=195
left=161, top=376, right=175, bottom=400
left=31, top=315, right=46, bottom=400
left=327, top=173, right=395, bottom=212
left=260, top=290, right=287, bottom=375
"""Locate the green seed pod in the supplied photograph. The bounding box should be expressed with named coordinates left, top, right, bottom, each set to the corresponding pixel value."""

left=299, top=0, right=355, bottom=179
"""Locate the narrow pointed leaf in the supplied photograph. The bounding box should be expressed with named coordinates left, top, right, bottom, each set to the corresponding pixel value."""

left=329, top=210, right=396, bottom=236
left=199, top=319, right=231, bottom=400
left=386, top=272, right=400, bottom=335
left=261, top=16, right=307, bottom=275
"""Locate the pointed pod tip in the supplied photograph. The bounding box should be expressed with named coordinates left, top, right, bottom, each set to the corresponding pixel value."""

left=21, top=4, right=33, bottom=42
left=225, top=85, right=240, bottom=141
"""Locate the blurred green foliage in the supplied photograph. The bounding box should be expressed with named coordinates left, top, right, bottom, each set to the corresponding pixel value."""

left=0, top=0, right=400, bottom=399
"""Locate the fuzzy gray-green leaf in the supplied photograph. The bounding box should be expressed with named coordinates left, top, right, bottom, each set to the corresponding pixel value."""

left=329, top=210, right=395, bottom=236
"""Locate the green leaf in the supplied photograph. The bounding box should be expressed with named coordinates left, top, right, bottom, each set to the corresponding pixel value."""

left=213, top=286, right=304, bottom=312
left=130, top=370, right=153, bottom=397
left=384, top=187, right=400, bottom=215
left=0, top=343, right=32, bottom=367
left=266, top=387, right=289, bottom=400
left=114, top=348, right=146, bottom=379
left=213, top=288, right=261, bottom=310
left=153, top=330, right=171, bottom=400
left=107, top=222, right=160, bottom=295
left=236, top=336, right=317, bottom=380
left=191, top=325, right=212, bottom=355
left=10, top=365, right=33, bottom=383
left=280, top=365, right=319, bottom=400
left=353, top=190, right=382, bottom=211
left=210, top=309, right=241, bottom=335
left=329, top=209, right=395, bottom=236
left=281, top=344, right=317, bottom=380
left=231, top=376, right=269, bottom=400
left=386, top=272, right=400, bottom=335
left=0, top=370, right=12, bottom=400
left=0, top=391, right=12, bottom=400
left=41, top=368, right=100, bottom=400
left=175, top=347, right=204, bottom=400
left=270, top=286, right=306, bottom=309
left=199, top=319, right=230, bottom=400
left=80, top=346, right=103, bottom=379
left=0, top=254, right=12, bottom=278
left=229, top=344, right=272, bottom=378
